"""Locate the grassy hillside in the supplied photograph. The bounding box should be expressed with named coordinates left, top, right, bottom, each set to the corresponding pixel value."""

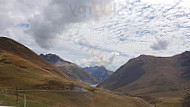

left=99, top=52, right=190, bottom=107
left=0, top=37, right=151, bottom=107
left=182, top=93, right=190, bottom=107
left=0, top=90, right=152, bottom=107
left=0, top=37, right=77, bottom=90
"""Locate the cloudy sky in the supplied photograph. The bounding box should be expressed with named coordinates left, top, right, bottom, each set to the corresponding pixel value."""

left=0, top=0, right=190, bottom=71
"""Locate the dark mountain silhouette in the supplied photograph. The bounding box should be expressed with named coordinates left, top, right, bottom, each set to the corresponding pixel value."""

left=84, top=66, right=113, bottom=82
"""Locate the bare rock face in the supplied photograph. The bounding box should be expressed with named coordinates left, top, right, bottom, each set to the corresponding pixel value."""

left=84, top=66, right=113, bottom=82
left=40, top=54, right=99, bottom=85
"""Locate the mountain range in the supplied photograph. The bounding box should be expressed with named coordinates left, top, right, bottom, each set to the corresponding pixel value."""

left=40, top=54, right=99, bottom=85
left=98, top=52, right=190, bottom=107
left=84, top=66, right=113, bottom=82
left=0, top=37, right=74, bottom=90
left=1, top=36, right=189, bottom=107
left=0, top=37, right=150, bottom=107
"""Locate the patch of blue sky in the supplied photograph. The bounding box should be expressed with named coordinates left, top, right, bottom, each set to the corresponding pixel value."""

left=177, top=25, right=190, bottom=29
left=77, top=42, right=128, bottom=57
left=17, top=23, right=30, bottom=28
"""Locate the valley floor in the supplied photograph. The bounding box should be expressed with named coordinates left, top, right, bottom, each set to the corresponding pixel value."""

left=0, top=89, right=152, bottom=107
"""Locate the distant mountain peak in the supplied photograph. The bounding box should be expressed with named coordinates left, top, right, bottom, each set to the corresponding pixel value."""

left=40, top=53, right=71, bottom=65
left=86, top=65, right=106, bottom=69
left=0, top=37, right=73, bottom=89
left=40, top=53, right=99, bottom=85
left=99, top=51, right=190, bottom=93
left=184, top=51, right=190, bottom=53
left=84, top=66, right=113, bottom=82
left=181, top=51, right=190, bottom=56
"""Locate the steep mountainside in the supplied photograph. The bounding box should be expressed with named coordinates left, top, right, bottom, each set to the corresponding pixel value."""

left=84, top=66, right=113, bottom=82
left=99, top=52, right=190, bottom=107
left=40, top=54, right=99, bottom=85
left=0, top=37, right=151, bottom=107
left=0, top=37, right=78, bottom=90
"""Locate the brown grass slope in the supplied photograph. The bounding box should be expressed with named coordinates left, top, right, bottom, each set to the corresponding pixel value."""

left=40, top=54, right=99, bottom=85
left=0, top=37, right=151, bottom=107
left=98, top=52, right=190, bottom=107
left=0, top=37, right=84, bottom=90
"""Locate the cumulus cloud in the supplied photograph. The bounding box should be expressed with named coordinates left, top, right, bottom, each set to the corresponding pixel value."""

left=0, top=0, right=48, bottom=34
left=0, top=0, right=18, bottom=33
left=1, top=0, right=190, bottom=71
left=26, top=0, right=112, bottom=49
left=93, top=0, right=190, bottom=54
left=150, top=39, right=169, bottom=50
left=0, top=14, right=14, bottom=33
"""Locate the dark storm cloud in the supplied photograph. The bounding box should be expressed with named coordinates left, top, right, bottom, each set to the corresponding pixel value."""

left=150, top=39, right=169, bottom=50
left=26, top=0, right=111, bottom=49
